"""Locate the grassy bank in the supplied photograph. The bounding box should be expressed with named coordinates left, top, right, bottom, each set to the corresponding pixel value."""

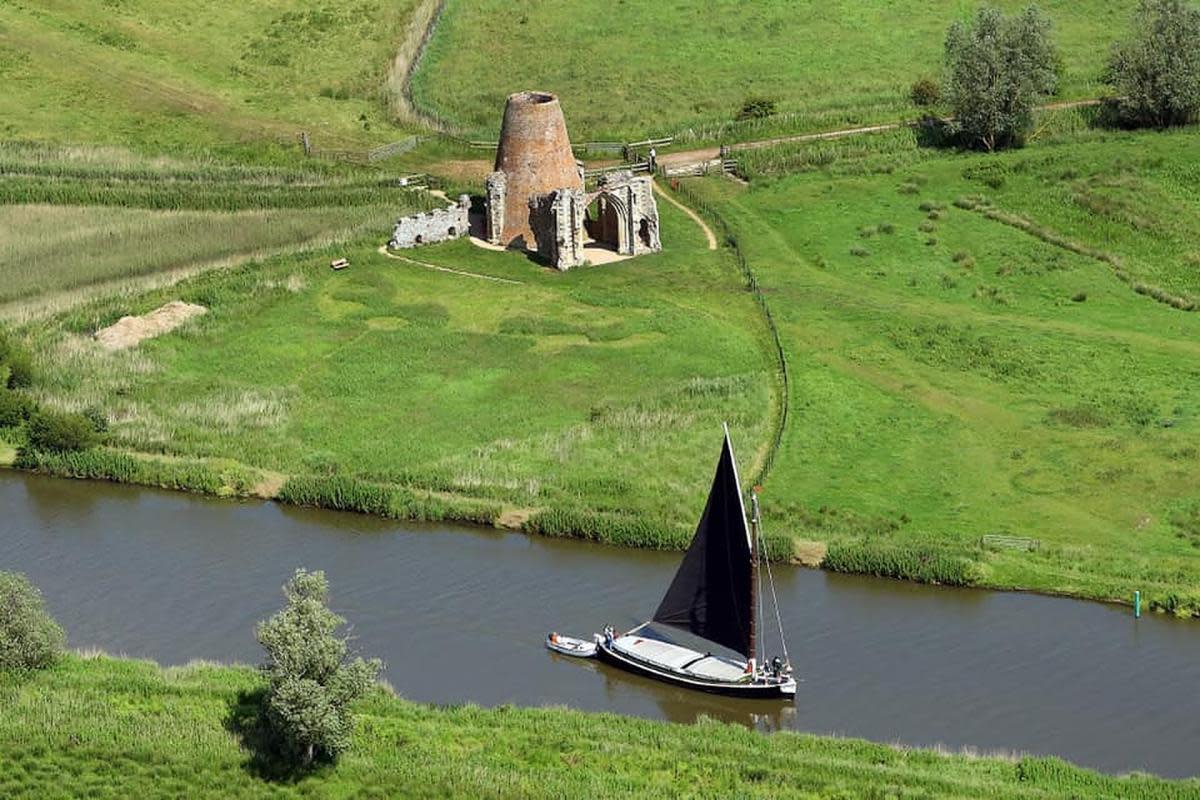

left=3, top=654, right=1197, bottom=798
left=412, top=0, right=1135, bottom=141
left=13, top=195, right=775, bottom=548
left=684, top=125, right=1200, bottom=614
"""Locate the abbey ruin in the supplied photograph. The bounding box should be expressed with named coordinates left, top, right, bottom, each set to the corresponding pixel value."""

left=390, top=91, right=660, bottom=270
left=486, top=91, right=660, bottom=270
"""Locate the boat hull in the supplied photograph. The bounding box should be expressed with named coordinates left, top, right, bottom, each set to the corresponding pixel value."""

left=596, top=640, right=796, bottom=699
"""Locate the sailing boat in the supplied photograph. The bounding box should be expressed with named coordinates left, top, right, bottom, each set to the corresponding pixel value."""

left=593, top=425, right=796, bottom=698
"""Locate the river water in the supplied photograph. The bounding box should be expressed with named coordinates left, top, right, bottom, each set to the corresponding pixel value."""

left=2, top=471, right=1198, bottom=777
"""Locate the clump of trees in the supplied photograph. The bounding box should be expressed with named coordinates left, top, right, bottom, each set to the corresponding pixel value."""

left=257, top=569, right=381, bottom=768
left=0, top=571, right=66, bottom=673
left=1106, top=0, right=1200, bottom=128
left=942, top=6, right=1059, bottom=151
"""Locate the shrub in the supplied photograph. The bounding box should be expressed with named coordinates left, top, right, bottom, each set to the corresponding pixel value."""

left=0, top=572, right=66, bottom=672
left=943, top=6, right=1059, bottom=150
left=24, top=410, right=100, bottom=453
left=257, top=569, right=381, bottom=768
left=1071, top=290, right=1088, bottom=302
left=0, top=387, right=32, bottom=428
left=850, top=245, right=871, bottom=257
left=1106, top=0, right=1200, bottom=128
left=5, top=347, right=34, bottom=389
left=736, top=96, right=777, bottom=120
left=910, top=77, right=941, bottom=107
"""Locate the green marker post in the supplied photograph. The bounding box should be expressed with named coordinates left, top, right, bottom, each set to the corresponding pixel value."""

left=1134, top=590, right=1141, bottom=619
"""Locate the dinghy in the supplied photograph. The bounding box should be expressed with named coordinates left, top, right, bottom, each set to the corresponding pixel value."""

left=545, top=632, right=597, bottom=658
left=593, top=425, right=796, bottom=698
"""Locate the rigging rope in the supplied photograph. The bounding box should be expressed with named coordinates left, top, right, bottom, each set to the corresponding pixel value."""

left=759, top=513, right=790, bottom=664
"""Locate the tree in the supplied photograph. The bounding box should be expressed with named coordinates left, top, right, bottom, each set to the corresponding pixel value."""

left=257, top=569, right=381, bottom=768
left=0, top=572, right=66, bottom=672
left=1106, top=0, right=1200, bottom=128
left=942, top=6, right=1059, bottom=151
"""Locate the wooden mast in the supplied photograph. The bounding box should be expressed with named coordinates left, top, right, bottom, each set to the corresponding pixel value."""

left=748, top=491, right=759, bottom=670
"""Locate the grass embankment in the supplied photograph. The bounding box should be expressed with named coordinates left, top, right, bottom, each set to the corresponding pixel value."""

left=683, top=125, right=1200, bottom=613
left=412, top=0, right=1134, bottom=141
left=13, top=196, right=776, bottom=546
left=3, top=654, right=1197, bottom=799
left=0, top=143, right=432, bottom=312
left=0, top=0, right=425, bottom=156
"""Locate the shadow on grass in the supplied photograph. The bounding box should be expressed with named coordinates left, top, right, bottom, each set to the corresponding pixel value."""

left=224, top=688, right=330, bottom=784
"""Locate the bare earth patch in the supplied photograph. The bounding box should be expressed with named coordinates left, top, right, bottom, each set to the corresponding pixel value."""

left=94, top=301, right=207, bottom=350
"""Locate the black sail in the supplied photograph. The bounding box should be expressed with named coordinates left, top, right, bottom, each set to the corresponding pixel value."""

left=652, top=429, right=754, bottom=658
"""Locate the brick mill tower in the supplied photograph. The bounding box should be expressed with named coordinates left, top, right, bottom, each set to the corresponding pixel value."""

left=485, top=91, right=583, bottom=249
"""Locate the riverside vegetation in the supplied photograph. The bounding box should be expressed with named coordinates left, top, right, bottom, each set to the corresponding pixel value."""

left=3, top=653, right=1199, bottom=799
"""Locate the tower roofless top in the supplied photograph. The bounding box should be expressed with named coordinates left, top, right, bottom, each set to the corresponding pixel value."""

left=491, top=91, right=583, bottom=248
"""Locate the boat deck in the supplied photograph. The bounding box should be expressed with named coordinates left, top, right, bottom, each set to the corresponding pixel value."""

left=612, top=635, right=747, bottom=683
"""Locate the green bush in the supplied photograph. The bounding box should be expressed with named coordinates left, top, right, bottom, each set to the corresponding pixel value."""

left=823, top=540, right=980, bottom=586
left=0, top=571, right=66, bottom=673
left=0, top=387, right=32, bottom=428
left=24, top=410, right=100, bottom=453
left=737, top=96, right=778, bottom=120
left=4, top=347, right=34, bottom=389
left=910, top=77, right=941, bottom=107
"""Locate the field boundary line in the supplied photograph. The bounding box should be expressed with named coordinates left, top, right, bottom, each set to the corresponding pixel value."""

left=376, top=245, right=523, bottom=284
left=386, top=0, right=451, bottom=131
left=663, top=182, right=789, bottom=486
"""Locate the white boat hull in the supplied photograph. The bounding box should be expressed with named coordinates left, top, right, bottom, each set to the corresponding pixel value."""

left=545, top=633, right=597, bottom=658
left=596, top=636, right=796, bottom=699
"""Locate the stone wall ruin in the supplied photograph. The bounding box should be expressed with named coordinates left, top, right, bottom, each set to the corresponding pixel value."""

left=389, top=195, right=471, bottom=249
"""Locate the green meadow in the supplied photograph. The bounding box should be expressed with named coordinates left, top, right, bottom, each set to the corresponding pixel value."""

left=0, top=0, right=423, bottom=156
left=16, top=195, right=774, bottom=544
left=684, top=125, right=1200, bottom=612
left=3, top=654, right=1197, bottom=799
left=412, top=0, right=1136, bottom=140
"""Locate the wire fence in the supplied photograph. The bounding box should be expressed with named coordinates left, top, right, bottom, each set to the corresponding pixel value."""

left=668, top=181, right=790, bottom=487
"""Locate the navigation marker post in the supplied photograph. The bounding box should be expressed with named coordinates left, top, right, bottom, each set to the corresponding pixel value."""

left=1134, top=590, right=1141, bottom=619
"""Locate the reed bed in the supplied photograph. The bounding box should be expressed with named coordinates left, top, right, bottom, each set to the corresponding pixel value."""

left=0, top=205, right=402, bottom=304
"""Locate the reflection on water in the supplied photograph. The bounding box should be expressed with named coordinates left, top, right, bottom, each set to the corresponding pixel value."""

left=2, top=471, right=1199, bottom=778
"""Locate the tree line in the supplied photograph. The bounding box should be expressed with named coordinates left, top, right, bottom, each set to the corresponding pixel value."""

left=915, top=0, right=1200, bottom=151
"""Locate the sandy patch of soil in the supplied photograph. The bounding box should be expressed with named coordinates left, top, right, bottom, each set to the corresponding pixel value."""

left=95, top=300, right=207, bottom=350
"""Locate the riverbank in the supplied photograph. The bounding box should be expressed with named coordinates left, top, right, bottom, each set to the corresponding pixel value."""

left=3, top=653, right=1195, bottom=799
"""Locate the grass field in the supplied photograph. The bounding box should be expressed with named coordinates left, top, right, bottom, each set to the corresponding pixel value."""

left=3, top=654, right=1197, bottom=799
left=683, top=125, right=1200, bottom=613
left=15, top=195, right=775, bottom=546
left=0, top=0, right=424, bottom=157
left=412, top=0, right=1137, bottom=141
left=0, top=143, right=430, bottom=312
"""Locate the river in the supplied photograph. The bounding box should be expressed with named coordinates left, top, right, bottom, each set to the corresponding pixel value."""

left=2, top=471, right=1198, bottom=777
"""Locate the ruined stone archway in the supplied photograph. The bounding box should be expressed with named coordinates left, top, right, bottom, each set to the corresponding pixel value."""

left=585, top=189, right=632, bottom=254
